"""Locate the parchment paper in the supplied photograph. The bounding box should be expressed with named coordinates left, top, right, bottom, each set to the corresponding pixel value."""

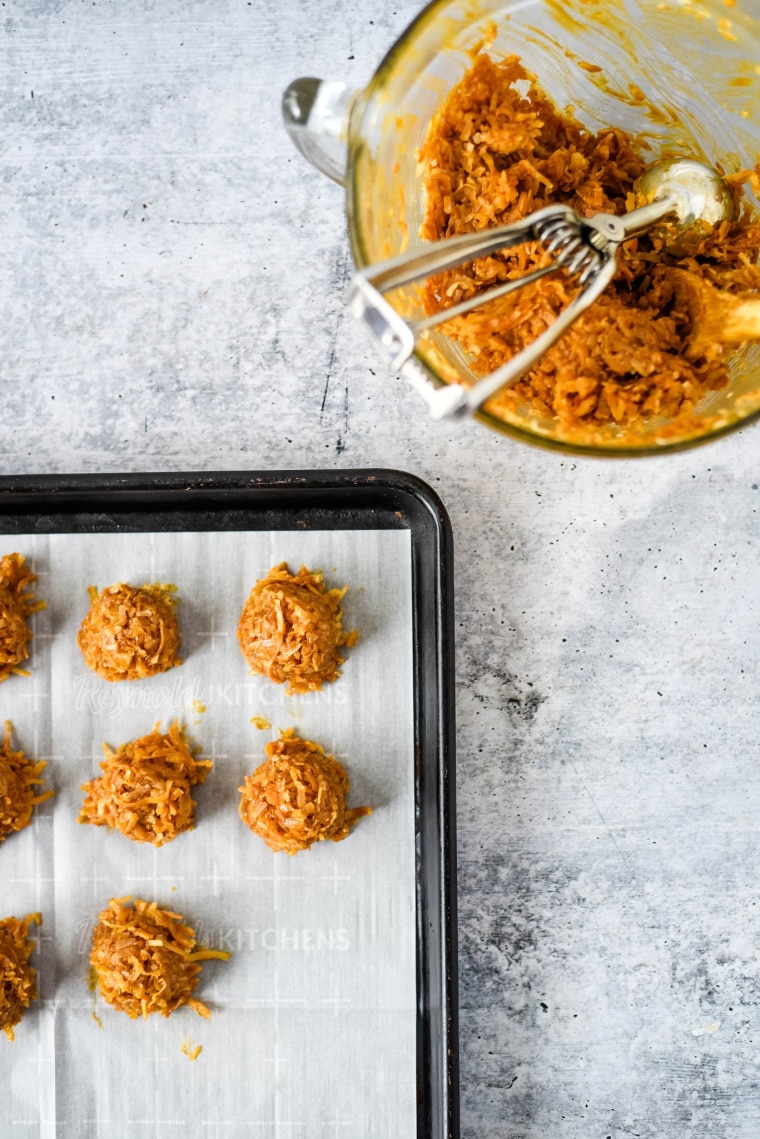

left=0, top=529, right=416, bottom=1139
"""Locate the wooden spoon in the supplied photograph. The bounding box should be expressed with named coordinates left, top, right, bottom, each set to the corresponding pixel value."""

left=667, top=268, right=760, bottom=359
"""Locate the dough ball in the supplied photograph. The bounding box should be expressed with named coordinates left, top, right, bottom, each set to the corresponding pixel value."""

left=0, top=722, right=53, bottom=842
left=79, top=721, right=211, bottom=846
left=0, top=913, right=41, bottom=1042
left=90, top=898, right=230, bottom=1020
left=78, top=582, right=181, bottom=681
left=238, top=728, right=371, bottom=854
left=0, top=553, right=44, bottom=683
left=237, top=563, right=357, bottom=695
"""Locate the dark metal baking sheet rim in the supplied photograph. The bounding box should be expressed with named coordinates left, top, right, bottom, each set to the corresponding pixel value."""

left=0, top=467, right=459, bottom=1139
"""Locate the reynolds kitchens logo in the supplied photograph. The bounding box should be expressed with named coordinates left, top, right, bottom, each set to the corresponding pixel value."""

left=73, top=674, right=348, bottom=714
left=76, top=919, right=351, bottom=954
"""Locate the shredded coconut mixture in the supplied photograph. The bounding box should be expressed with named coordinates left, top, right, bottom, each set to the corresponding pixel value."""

left=239, top=728, right=372, bottom=855
left=0, top=553, right=45, bottom=683
left=79, top=721, right=212, bottom=845
left=0, top=722, right=53, bottom=842
left=0, top=913, right=41, bottom=1042
left=420, top=54, right=760, bottom=429
left=78, top=582, right=182, bottom=681
left=237, top=563, right=357, bottom=695
left=90, top=897, right=230, bottom=1020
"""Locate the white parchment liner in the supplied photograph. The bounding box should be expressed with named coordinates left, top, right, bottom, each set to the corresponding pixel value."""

left=0, top=529, right=415, bottom=1139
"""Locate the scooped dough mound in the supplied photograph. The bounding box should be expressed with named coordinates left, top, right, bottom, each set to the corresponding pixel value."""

left=238, top=728, right=371, bottom=855
left=78, top=582, right=182, bottom=681
left=0, top=913, right=41, bottom=1042
left=419, top=53, right=760, bottom=432
left=0, top=553, right=45, bottom=683
left=237, top=563, right=357, bottom=695
left=89, top=897, right=230, bottom=1020
left=79, top=721, right=212, bottom=845
left=0, top=722, right=53, bottom=842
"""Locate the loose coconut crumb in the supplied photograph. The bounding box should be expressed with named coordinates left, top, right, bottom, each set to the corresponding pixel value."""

left=0, top=722, right=54, bottom=842
left=238, top=728, right=371, bottom=855
left=181, top=1036, right=203, bottom=1060
left=79, top=721, right=212, bottom=846
left=90, top=897, right=230, bottom=1020
left=0, top=913, right=41, bottom=1042
left=237, top=563, right=357, bottom=696
left=0, top=553, right=45, bottom=683
left=78, top=582, right=182, bottom=681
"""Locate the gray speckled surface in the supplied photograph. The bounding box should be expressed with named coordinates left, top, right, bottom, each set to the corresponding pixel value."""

left=2, top=2, right=760, bottom=1136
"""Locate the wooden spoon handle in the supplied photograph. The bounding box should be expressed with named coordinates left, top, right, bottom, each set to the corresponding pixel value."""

left=710, top=296, right=760, bottom=344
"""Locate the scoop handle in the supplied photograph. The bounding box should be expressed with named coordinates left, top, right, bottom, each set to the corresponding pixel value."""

left=281, top=78, right=356, bottom=187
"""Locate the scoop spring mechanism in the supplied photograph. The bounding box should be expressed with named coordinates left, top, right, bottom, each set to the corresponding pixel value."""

left=348, top=158, right=734, bottom=419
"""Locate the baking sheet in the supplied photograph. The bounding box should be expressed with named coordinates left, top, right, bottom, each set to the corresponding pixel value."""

left=0, top=528, right=415, bottom=1139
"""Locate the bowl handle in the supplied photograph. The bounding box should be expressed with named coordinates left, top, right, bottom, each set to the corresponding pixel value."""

left=281, top=78, right=356, bottom=187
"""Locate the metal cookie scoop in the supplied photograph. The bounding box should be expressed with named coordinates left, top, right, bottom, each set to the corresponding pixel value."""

left=349, top=158, right=736, bottom=419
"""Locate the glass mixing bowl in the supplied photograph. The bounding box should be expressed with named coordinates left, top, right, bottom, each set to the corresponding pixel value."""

left=284, top=0, right=760, bottom=456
